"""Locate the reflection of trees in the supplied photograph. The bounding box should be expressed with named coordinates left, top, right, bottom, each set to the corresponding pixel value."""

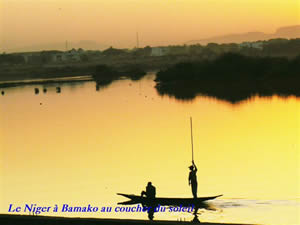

left=92, top=64, right=146, bottom=90
left=155, top=53, right=300, bottom=104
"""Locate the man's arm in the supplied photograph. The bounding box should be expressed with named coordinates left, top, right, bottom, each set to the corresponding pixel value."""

left=192, top=160, right=197, bottom=172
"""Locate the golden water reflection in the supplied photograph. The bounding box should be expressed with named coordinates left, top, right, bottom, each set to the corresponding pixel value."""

left=0, top=75, right=299, bottom=224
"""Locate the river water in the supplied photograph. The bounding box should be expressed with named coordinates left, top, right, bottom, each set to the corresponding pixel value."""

left=0, top=74, right=299, bottom=224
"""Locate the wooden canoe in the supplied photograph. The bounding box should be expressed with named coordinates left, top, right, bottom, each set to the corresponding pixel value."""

left=117, top=193, right=222, bottom=207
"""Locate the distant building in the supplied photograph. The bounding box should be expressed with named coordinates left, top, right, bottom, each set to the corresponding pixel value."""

left=20, top=52, right=43, bottom=64
left=239, top=41, right=263, bottom=50
left=17, top=49, right=86, bottom=64
left=54, top=48, right=84, bottom=62
left=251, top=42, right=264, bottom=49
left=151, top=47, right=169, bottom=56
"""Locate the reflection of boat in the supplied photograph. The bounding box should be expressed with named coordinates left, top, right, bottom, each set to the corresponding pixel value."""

left=117, top=193, right=222, bottom=207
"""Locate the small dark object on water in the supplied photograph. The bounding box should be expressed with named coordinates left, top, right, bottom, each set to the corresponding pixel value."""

left=34, top=88, right=39, bottom=94
left=1, top=91, right=4, bottom=95
left=56, top=87, right=61, bottom=93
left=40, top=103, right=42, bottom=105
left=43, top=88, right=47, bottom=93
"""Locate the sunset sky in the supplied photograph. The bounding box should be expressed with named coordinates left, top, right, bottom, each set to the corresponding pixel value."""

left=0, top=0, right=299, bottom=51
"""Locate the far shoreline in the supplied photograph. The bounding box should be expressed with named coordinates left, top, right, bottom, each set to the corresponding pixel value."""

left=1, top=53, right=299, bottom=104
left=0, top=75, right=93, bottom=88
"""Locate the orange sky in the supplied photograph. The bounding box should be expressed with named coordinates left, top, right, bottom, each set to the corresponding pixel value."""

left=0, top=0, right=299, bottom=51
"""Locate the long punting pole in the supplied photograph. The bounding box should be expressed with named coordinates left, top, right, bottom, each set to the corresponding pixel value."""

left=190, top=117, right=194, bottom=161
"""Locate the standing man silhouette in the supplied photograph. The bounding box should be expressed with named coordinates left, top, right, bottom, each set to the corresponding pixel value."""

left=188, top=160, right=198, bottom=198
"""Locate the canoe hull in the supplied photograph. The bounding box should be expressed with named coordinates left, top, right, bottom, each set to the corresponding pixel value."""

left=117, top=193, right=222, bottom=207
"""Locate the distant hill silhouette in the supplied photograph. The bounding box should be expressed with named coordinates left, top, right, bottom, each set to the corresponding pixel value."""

left=275, top=25, right=300, bottom=38
left=5, top=40, right=107, bottom=53
left=186, top=25, right=300, bottom=45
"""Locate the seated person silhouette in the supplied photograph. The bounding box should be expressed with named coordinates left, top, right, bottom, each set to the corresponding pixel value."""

left=141, top=182, right=156, bottom=220
left=141, top=182, right=156, bottom=199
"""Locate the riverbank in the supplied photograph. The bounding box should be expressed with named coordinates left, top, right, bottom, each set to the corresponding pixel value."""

left=0, top=55, right=198, bottom=82
left=0, top=54, right=177, bottom=89
left=0, top=76, right=92, bottom=88
left=155, top=53, right=300, bottom=103
left=1, top=53, right=300, bottom=103
left=0, top=214, right=256, bottom=225
left=0, top=63, right=147, bottom=89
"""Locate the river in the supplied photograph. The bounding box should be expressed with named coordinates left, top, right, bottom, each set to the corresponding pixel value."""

left=0, top=73, right=299, bottom=225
